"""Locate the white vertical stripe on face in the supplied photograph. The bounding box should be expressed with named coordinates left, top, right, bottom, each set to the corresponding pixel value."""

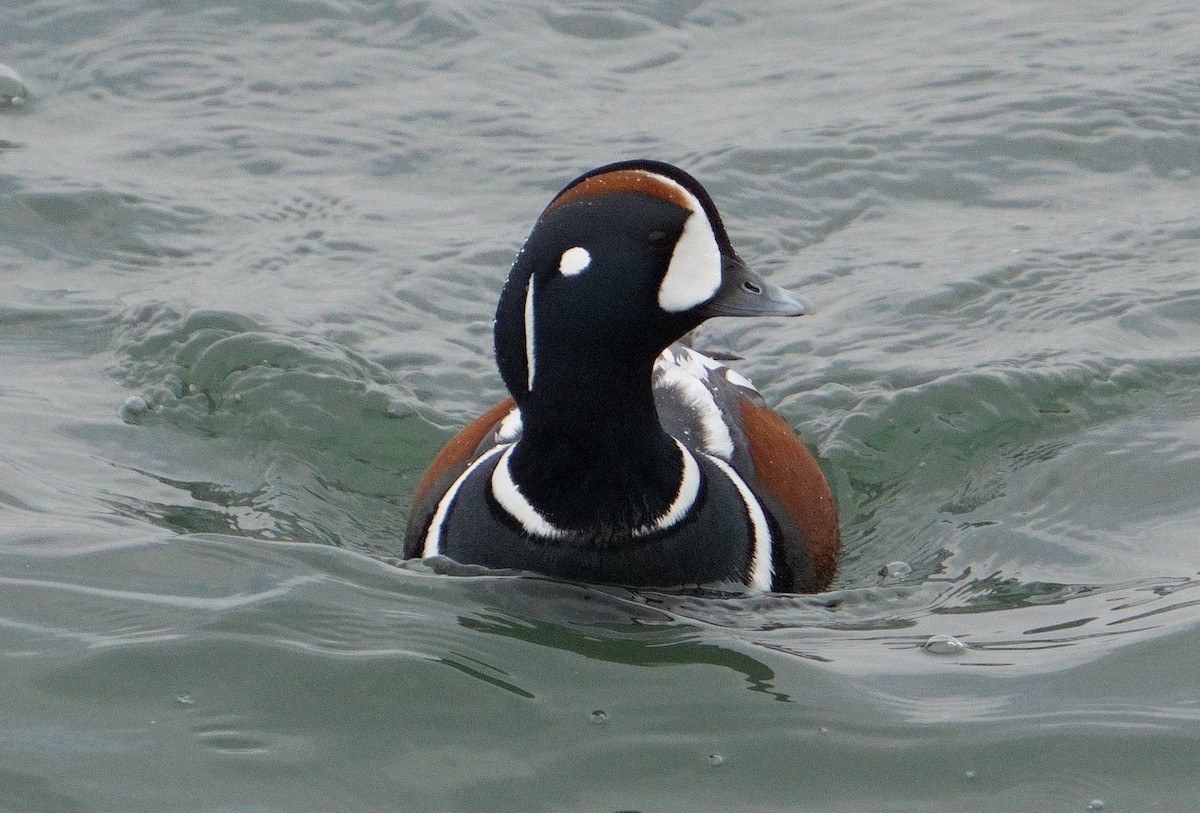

left=703, top=453, right=774, bottom=591
left=653, top=176, right=722, bottom=313
left=523, top=275, right=536, bottom=391
left=422, top=445, right=508, bottom=557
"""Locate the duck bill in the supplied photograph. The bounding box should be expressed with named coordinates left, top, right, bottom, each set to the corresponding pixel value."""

left=699, top=253, right=812, bottom=318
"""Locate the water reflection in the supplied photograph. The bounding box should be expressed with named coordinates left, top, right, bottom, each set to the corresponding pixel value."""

left=434, top=575, right=794, bottom=701
left=433, top=566, right=1200, bottom=682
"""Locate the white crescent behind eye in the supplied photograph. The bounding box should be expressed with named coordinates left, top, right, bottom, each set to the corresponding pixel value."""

left=653, top=176, right=721, bottom=313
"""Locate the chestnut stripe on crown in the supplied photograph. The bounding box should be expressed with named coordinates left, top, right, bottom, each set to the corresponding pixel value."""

left=542, top=169, right=693, bottom=217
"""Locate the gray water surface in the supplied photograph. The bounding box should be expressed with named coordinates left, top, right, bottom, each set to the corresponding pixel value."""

left=3, top=2, right=1200, bottom=811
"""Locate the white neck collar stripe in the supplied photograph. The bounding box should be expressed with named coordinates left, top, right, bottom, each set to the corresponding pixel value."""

left=489, top=439, right=702, bottom=540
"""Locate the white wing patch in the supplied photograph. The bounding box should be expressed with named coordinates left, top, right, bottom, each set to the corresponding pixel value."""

left=724, top=367, right=754, bottom=390
left=653, top=346, right=749, bottom=460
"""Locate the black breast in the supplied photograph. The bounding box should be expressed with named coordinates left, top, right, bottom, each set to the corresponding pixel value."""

left=437, top=452, right=757, bottom=588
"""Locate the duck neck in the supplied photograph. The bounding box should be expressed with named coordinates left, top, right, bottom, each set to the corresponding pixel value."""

left=507, top=358, right=686, bottom=539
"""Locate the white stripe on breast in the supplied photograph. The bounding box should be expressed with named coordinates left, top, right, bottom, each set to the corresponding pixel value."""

left=491, top=445, right=570, bottom=538
left=422, top=445, right=508, bottom=557
left=703, top=453, right=774, bottom=591
left=631, top=439, right=700, bottom=537
left=491, top=438, right=701, bottom=540
left=495, top=407, right=523, bottom=443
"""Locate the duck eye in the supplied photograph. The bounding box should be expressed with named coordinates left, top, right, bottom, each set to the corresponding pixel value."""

left=646, top=230, right=667, bottom=245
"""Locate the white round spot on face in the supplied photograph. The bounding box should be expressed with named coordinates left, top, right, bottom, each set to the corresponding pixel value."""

left=559, top=246, right=591, bottom=276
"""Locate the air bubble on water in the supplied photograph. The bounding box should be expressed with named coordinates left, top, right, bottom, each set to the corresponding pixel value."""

left=879, top=561, right=912, bottom=583
left=1085, top=801, right=1105, bottom=811
left=817, top=726, right=829, bottom=735
left=589, top=710, right=607, bottom=725
left=706, top=753, right=724, bottom=766
left=120, top=396, right=150, bottom=423
left=964, top=770, right=976, bottom=780
left=174, top=690, right=195, bottom=706
left=0, top=63, right=28, bottom=106
left=922, top=634, right=968, bottom=655
left=162, top=374, right=184, bottom=398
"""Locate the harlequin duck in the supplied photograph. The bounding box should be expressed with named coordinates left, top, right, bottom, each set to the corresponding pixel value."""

left=404, top=160, right=839, bottom=592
